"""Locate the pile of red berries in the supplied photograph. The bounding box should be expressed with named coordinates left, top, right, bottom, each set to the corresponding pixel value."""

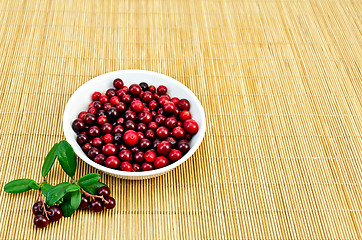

left=72, top=79, right=199, bottom=172
left=33, top=186, right=115, bottom=228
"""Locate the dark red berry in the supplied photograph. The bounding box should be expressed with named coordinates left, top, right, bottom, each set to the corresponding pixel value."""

left=171, top=97, right=179, bottom=106
left=99, top=95, right=109, bottom=104
left=155, top=114, right=166, bottom=126
left=97, top=109, right=106, bottom=116
left=166, top=137, right=177, bottom=147
left=132, top=163, right=141, bottom=172
left=90, top=199, right=103, bottom=212
left=136, top=123, right=147, bottom=132
left=154, top=156, right=169, bottom=169
left=92, top=91, right=102, bottom=100
left=105, top=156, right=120, bottom=169
left=97, top=186, right=111, bottom=197
left=119, top=149, right=132, bottom=161
left=106, top=107, right=118, bottom=120
left=76, top=133, right=88, bottom=145
left=114, top=133, right=123, bottom=143
left=156, top=126, right=169, bottom=139
left=138, top=111, right=152, bottom=124
left=129, top=84, right=142, bottom=96
left=93, top=101, right=102, bottom=110
left=34, top=215, right=49, bottom=228
left=48, top=206, right=63, bottom=222
left=78, top=111, right=88, bottom=120
left=88, top=106, right=97, bottom=115
left=157, top=85, right=167, bottom=95
left=130, top=146, right=139, bottom=154
left=82, top=143, right=92, bottom=153
left=142, top=91, right=153, bottom=102
left=122, top=94, right=131, bottom=103
left=72, top=119, right=85, bottom=133
left=165, top=117, right=177, bottom=129
left=106, top=89, right=116, bottom=98
left=88, top=126, right=100, bottom=137
left=157, top=140, right=171, bottom=155
left=124, top=110, right=136, bottom=121
left=168, top=149, right=182, bottom=161
left=102, top=143, right=117, bottom=155
left=84, top=113, right=96, bottom=125
left=153, top=139, right=161, bottom=149
left=92, top=137, right=103, bottom=147
left=133, top=151, right=144, bottom=163
left=104, top=196, right=116, bottom=209
left=94, top=154, right=106, bottom=164
left=101, top=123, right=113, bottom=134
left=113, top=125, right=124, bottom=134
left=32, top=201, right=43, bottom=215
left=148, top=122, right=157, bottom=130
left=103, top=102, right=112, bottom=111
left=145, top=129, right=155, bottom=139
left=144, top=150, right=156, bottom=162
left=113, top=78, right=124, bottom=89
left=120, top=161, right=132, bottom=171
left=139, top=138, right=151, bottom=149
left=142, top=162, right=154, bottom=171
left=115, top=102, right=126, bottom=112
left=123, top=130, right=139, bottom=146
left=172, top=126, right=185, bottom=138
left=124, top=120, right=136, bottom=130
left=148, top=100, right=158, bottom=110
left=178, top=141, right=190, bottom=153
left=78, top=195, right=89, bottom=209
left=88, top=147, right=100, bottom=159
left=139, top=82, right=149, bottom=91
left=178, top=99, right=190, bottom=110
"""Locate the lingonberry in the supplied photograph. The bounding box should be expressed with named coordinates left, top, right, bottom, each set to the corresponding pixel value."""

left=136, top=123, right=147, bottom=132
left=122, top=86, right=129, bottom=92
left=149, top=85, right=156, bottom=93
left=120, top=161, right=132, bottom=171
left=153, top=139, right=161, bottom=149
left=88, top=147, right=100, bottom=159
left=178, top=99, right=190, bottom=110
left=178, top=141, right=190, bottom=153
left=165, top=117, right=177, bottom=129
left=132, top=163, right=141, bottom=172
left=72, top=119, right=85, bottom=132
left=155, top=114, right=166, bottom=125
left=166, top=137, right=177, bottom=147
left=78, top=111, right=88, bottom=120
left=138, top=132, right=145, bottom=140
left=185, top=134, right=192, bottom=140
left=174, top=107, right=180, bottom=115
left=119, top=149, right=132, bottom=161
left=103, top=133, right=113, bottom=143
left=82, top=143, right=92, bottom=153
left=129, top=84, right=142, bottom=96
left=48, top=206, right=63, bottom=222
left=183, top=119, right=199, bottom=134
left=116, top=117, right=125, bottom=125
left=124, top=120, right=136, bottom=130
left=78, top=195, right=89, bottom=209
left=34, top=215, right=49, bottom=228
left=123, top=130, right=139, bottom=146
left=97, top=109, right=106, bottom=116
left=92, top=137, right=103, bottom=147
left=115, top=102, right=126, bottom=112
left=168, top=149, right=182, bottom=161
left=88, top=106, right=97, bottom=114
left=154, top=156, right=169, bottom=169
left=118, top=144, right=127, bottom=151
left=179, top=110, right=192, bottom=121
left=97, top=186, right=111, bottom=197
left=103, top=103, right=112, bottom=111
left=76, top=133, right=88, bottom=145
left=172, top=126, right=185, bottom=138
left=90, top=199, right=103, bottom=212
left=122, top=94, right=131, bottom=103
left=171, top=97, right=179, bottom=106
left=113, top=125, right=124, bottom=134
left=97, top=115, right=107, bottom=125
left=32, top=201, right=43, bottom=215
left=92, top=91, right=102, bottom=100
left=157, top=141, right=171, bottom=155
left=106, top=89, right=116, bottom=98
left=101, top=123, right=113, bottom=133
left=131, top=100, right=144, bottom=112
left=110, top=96, right=120, bottom=105
left=141, top=162, right=154, bottom=171
left=105, top=156, right=120, bottom=169
left=142, top=91, right=153, bottom=102
left=148, top=100, right=158, bottom=110
left=156, top=126, right=169, bottom=139
left=93, top=101, right=102, bottom=110
left=94, top=154, right=106, bottom=164
left=104, top=196, right=116, bottom=209
left=124, top=110, right=136, bottom=121
left=144, top=150, right=156, bottom=162
left=130, top=146, right=139, bottom=154
left=148, top=122, right=157, bottom=130
left=84, top=113, right=96, bottom=125
left=99, top=95, right=109, bottom=104
left=102, top=143, right=117, bottom=156
left=153, top=92, right=160, bottom=100
left=117, top=89, right=126, bottom=98
left=106, top=107, right=118, bottom=120
left=145, top=129, right=155, bottom=139
left=88, top=126, right=101, bottom=137
left=139, top=138, right=151, bottom=149
left=158, top=95, right=170, bottom=106
left=138, top=111, right=152, bottom=124
left=113, top=78, right=124, bottom=89
left=133, top=151, right=144, bottom=163
left=157, top=85, right=167, bottom=95
left=139, top=82, right=149, bottom=91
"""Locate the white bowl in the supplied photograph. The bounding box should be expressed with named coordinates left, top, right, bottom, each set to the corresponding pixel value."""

left=63, top=70, right=206, bottom=180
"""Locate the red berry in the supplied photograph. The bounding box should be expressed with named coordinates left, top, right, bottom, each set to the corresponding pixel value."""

left=125, top=110, right=136, bottom=121
left=165, top=117, right=177, bottom=129
left=99, top=95, right=109, bottom=104
left=72, top=119, right=85, bottom=132
left=153, top=92, right=160, bottom=100
left=154, top=156, right=169, bottom=169
left=178, top=99, right=190, bottom=110
left=113, top=125, right=124, bottom=134
left=171, top=97, right=179, bottom=106
left=113, top=78, right=124, bottom=89
left=133, top=151, right=144, bottom=163
left=132, top=163, right=141, bottom=172
left=106, top=89, right=116, bottom=98
left=155, top=114, right=166, bottom=125
left=88, top=126, right=100, bottom=137
left=145, top=129, right=155, bottom=139
left=139, top=138, right=151, bottom=149
left=88, top=147, right=100, bottom=159
left=138, top=111, right=152, bottom=124
left=148, top=122, right=157, bottom=130
left=144, top=150, right=156, bottom=162
left=122, top=86, right=129, bottom=92
left=97, top=115, right=107, bottom=125
left=105, top=156, right=120, bottom=169
left=118, top=149, right=132, bottom=161
left=163, top=102, right=176, bottom=114
left=156, top=126, right=169, bottom=139
left=101, top=123, right=113, bottom=133
left=48, top=206, right=63, bottom=222
left=97, top=186, right=111, bottom=197
left=157, top=140, right=171, bottom=155
left=90, top=199, right=103, bottom=212
left=172, top=126, right=185, bottom=138
left=102, top=143, right=117, bottom=155
left=82, top=143, right=92, bottom=153
left=180, top=110, right=192, bottom=121
left=104, top=196, right=116, bottom=209
left=183, top=119, right=199, bottom=134
left=168, top=149, right=182, bottom=161
left=103, top=102, right=112, bottom=111
left=158, top=95, right=170, bottom=106
left=157, top=85, right=167, bottom=95
left=93, top=101, right=102, bottom=110
left=115, top=102, right=126, bottom=112
left=122, top=94, right=131, bottom=103
left=148, top=100, right=158, bottom=110
left=110, top=96, right=120, bottom=105
left=129, top=84, right=142, bottom=96
left=103, top=133, right=114, bottom=143
left=120, top=161, right=132, bottom=171
left=84, top=113, right=96, bottom=125
left=34, top=215, right=49, bottom=228
left=123, top=130, right=139, bottom=146
left=94, top=154, right=106, bottom=164
left=78, top=111, right=88, bottom=120
left=137, top=132, right=144, bottom=139
left=92, top=137, right=103, bottom=147
left=136, top=123, right=147, bottom=132
left=149, top=85, right=156, bottom=93
left=92, top=91, right=102, bottom=100
left=142, top=162, right=154, bottom=171
left=131, top=100, right=144, bottom=112
left=142, top=91, right=153, bottom=102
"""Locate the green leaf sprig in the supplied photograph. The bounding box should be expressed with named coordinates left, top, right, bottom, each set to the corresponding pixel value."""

left=3, top=140, right=111, bottom=221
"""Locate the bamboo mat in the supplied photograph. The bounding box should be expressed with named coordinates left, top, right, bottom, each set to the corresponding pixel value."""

left=0, top=0, right=361, bottom=239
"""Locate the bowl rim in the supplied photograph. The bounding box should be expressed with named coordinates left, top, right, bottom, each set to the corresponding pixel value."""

left=63, top=69, right=206, bottom=178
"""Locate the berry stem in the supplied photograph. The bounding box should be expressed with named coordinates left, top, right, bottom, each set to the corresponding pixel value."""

left=80, top=188, right=109, bottom=204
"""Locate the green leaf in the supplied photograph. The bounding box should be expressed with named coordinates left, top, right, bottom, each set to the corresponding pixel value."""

left=60, top=191, right=80, bottom=217
left=56, top=140, right=76, bottom=177
left=46, top=182, right=71, bottom=206
left=66, top=184, right=80, bottom=193
left=55, top=197, right=63, bottom=205
left=28, top=181, right=40, bottom=190
left=41, top=183, right=53, bottom=196
left=70, top=190, right=81, bottom=210
left=78, top=173, right=101, bottom=186
left=41, top=143, right=59, bottom=177
left=4, top=179, right=35, bottom=193
left=80, top=181, right=107, bottom=195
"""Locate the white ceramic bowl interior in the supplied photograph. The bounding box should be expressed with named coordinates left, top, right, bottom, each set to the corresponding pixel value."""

left=63, top=70, right=206, bottom=180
